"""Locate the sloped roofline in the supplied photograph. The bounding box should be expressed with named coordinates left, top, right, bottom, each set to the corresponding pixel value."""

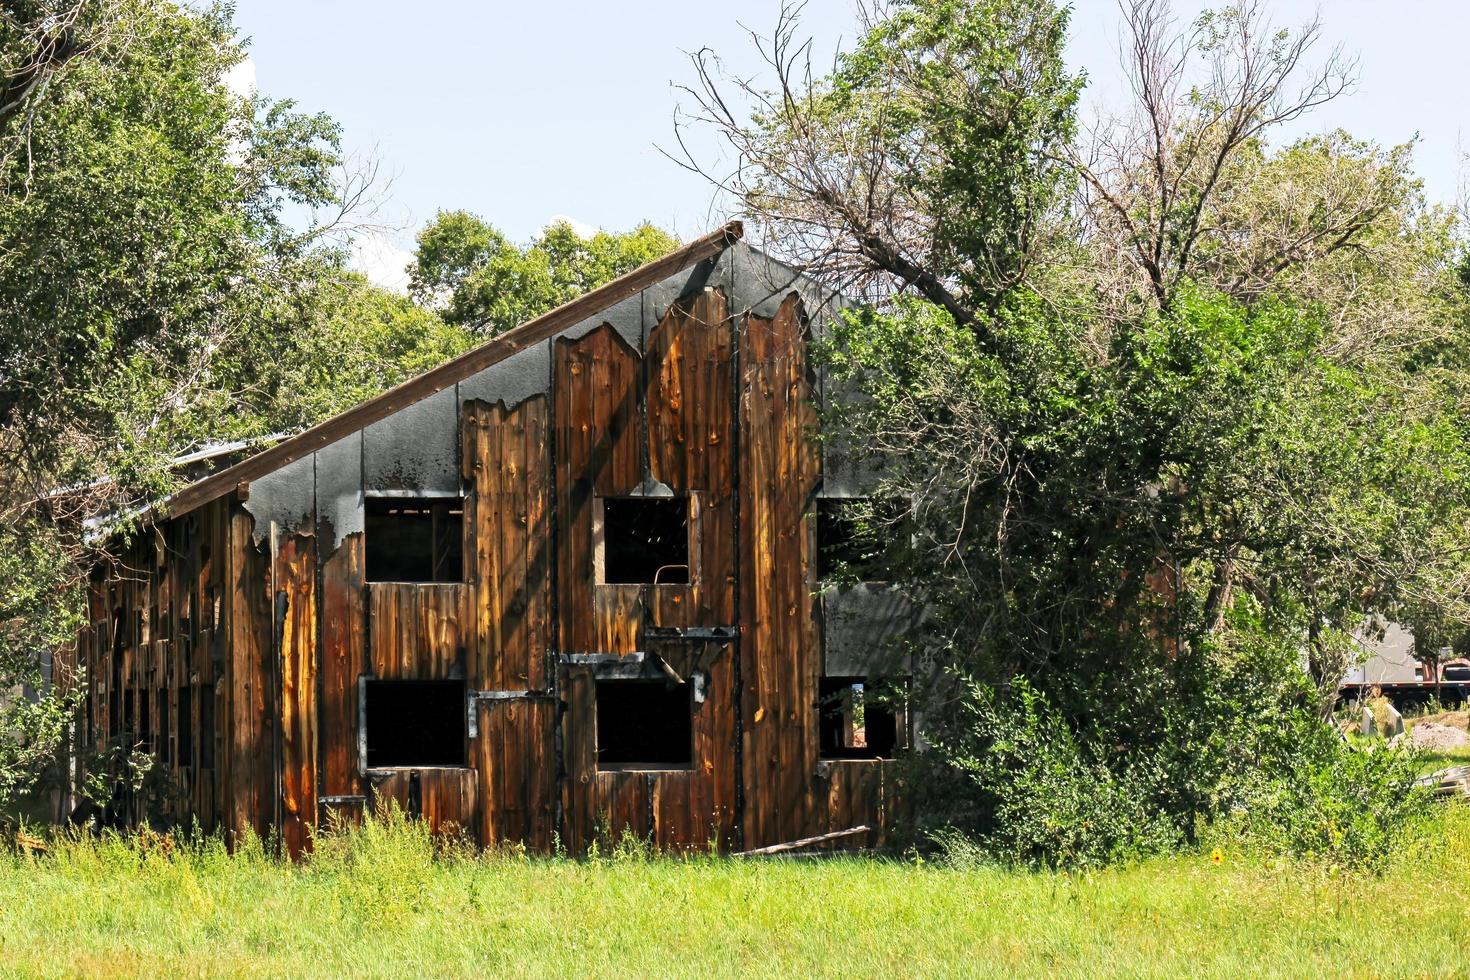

left=164, top=220, right=744, bottom=518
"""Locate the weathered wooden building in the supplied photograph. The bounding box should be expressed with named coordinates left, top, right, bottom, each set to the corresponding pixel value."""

left=60, top=223, right=916, bottom=854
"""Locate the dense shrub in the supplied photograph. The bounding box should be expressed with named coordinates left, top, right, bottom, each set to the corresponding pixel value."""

left=919, top=677, right=1183, bottom=868
left=915, top=633, right=1432, bottom=870
left=1225, top=713, right=1431, bottom=870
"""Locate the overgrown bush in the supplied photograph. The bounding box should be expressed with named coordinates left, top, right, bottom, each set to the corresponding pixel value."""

left=919, top=677, right=1183, bottom=868
left=1224, top=713, right=1432, bottom=871
left=919, top=677, right=1432, bottom=871
left=915, top=623, right=1432, bottom=871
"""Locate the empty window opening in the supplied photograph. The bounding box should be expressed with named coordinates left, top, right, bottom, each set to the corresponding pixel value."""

left=138, top=692, right=150, bottom=750
left=599, top=497, right=689, bottom=584
left=156, top=690, right=169, bottom=765
left=365, top=498, right=464, bottom=583
left=365, top=679, right=467, bottom=768
left=595, top=680, right=692, bottom=769
left=816, top=498, right=898, bottom=581
left=199, top=687, right=214, bottom=769
left=177, top=686, right=193, bottom=768
left=819, top=676, right=908, bottom=759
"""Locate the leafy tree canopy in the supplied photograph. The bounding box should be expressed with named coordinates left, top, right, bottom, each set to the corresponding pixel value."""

left=0, top=0, right=341, bottom=512
left=0, top=0, right=344, bottom=810
left=693, top=0, right=1470, bottom=862
left=410, top=212, right=678, bottom=335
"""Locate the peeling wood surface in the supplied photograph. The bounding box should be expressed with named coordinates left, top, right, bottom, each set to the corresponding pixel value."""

left=275, top=532, right=317, bottom=857
left=368, top=584, right=470, bottom=680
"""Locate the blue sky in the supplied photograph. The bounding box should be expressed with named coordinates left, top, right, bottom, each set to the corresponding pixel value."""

left=229, top=1, right=1468, bottom=289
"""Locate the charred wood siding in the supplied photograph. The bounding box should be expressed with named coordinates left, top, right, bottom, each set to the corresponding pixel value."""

left=736, top=294, right=898, bottom=850
left=739, top=295, right=822, bottom=847
left=463, top=397, right=552, bottom=692
left=70, top=246, right=901, bottom=853
left=61, top=498, right=261, bottom=839
left=368, top=584, right=470, bottom=680
left=462, top=394, right=555, bottom=848
left=554, top=290, right=739, bottom=853
left=555, top=324, right=644, bottom=656
left=318, top=533, right=365, bottom=826
left=275, top=532, right=316, bottom=857
left=646, top=289, right=737, bottom=629
left=229, top=511, right=275, bottom=843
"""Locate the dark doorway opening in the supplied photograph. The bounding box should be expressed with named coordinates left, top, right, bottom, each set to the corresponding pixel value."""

left=364, top=679, right=467, bottom=768
left=600, top=497, right=689, bottom=584
left=365, top=497, right=464, bottom=583
left=595, top=680, right=692, bottom=769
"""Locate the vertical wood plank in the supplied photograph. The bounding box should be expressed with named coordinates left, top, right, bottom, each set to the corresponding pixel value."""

left=555, top=326, right=643, bottom=655
left=739, top=295, right=822, bottom=848
left=228, top=509, right=274, bottom=845
left=320, top=533, right=364, bottom=801
left=646, top=289, right=737, bottom=627
left=275, top=532, right=317, bottom=857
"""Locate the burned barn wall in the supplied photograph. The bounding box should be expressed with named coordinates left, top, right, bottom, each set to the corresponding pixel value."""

left=554, top=286, right=741, bottom=853
left=58, top=494, right=275, bottom=841
left=69, top=241, right=909, bottom=852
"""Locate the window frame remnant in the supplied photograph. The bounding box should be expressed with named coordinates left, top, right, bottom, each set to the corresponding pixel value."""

left=593, top=496, right=692, bottom=585
left=818, top=675, right=910, bottom=760
left=815, top=497, right=902, bottom=583
left=364, top=495, right=465, bottom=584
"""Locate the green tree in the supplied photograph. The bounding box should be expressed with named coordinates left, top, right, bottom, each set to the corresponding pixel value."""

left=0, top=2, right=120, bottom=131
left=682, top=0, right=1080, bottom=323
left=0, top=0, right=341, bottom=506
left=695, top=0, right=1470, bottom=862
left=231, top=265, right=480, bottom=435
left=410, top=213, right=678, bottom=335
left=0, top=0, right=344, bottom=811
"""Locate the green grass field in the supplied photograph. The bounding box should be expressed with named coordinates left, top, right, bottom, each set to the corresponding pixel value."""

left=4, top=808, right=1470, bottom=979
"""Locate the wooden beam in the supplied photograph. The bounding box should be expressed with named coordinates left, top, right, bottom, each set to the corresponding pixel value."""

left=732, top=825, right=870, bottom=856
left=163, top=221, right=744, bottom=519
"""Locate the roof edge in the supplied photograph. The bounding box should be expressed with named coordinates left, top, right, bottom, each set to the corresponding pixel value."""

left=163, top=220, right=744, bottom=519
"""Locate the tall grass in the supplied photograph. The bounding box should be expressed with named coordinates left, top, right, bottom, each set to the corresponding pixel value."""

left=3, top=806, right=1470, bottom=977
